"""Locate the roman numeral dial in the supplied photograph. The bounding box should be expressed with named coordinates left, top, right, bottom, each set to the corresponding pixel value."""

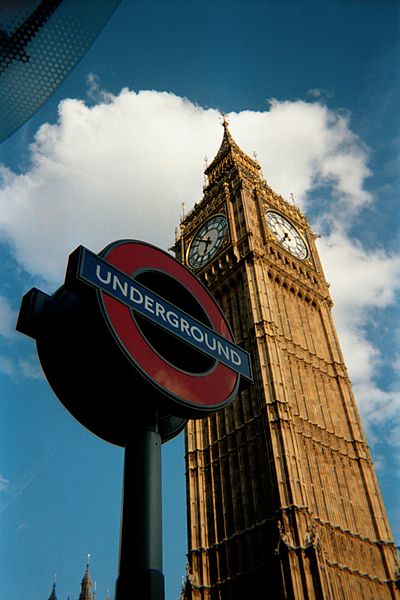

left=188, top=215, right=228, bottom=269
left=265, top=210, right=308, bottom=260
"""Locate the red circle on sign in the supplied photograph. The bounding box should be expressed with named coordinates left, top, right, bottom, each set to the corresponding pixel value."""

left=98, top=240, right=239, bottom=413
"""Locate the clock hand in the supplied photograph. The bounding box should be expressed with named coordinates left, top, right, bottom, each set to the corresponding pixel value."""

left=199, top=236, right=212, bottom=250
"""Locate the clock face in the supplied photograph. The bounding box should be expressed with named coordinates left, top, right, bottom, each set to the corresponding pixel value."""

left=188, top=215, right=228, bottom=269
left=265, top=211, right=308, bottom=260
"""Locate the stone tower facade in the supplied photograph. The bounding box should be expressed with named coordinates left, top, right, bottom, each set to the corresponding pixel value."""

left=174, top=120, right=399, bottom=599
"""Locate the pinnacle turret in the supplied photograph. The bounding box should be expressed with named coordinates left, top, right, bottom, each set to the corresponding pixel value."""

left=78, top=556, right=92, bottom=600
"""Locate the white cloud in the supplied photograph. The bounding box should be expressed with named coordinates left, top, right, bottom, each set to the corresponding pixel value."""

left=307, top=88, right=333, bottom=100
left=231, top=100, right=371, bottom=211
left=320, top=232, right=400, bottom=311
left=318, top=231, right=400, bottom=381
left=0, top=90, right=223, bottom=284
left=18, top=357, right=43, bottom=380
left=0, top=90, right=373, bottom=285
left=354, top=383, right=399, bottom=432
left=0, top=296, right=17, bottom=338
left=0, top=87, right=398, bottom=448
left=0, top=474, right=9, bottom=492
left=318, top=231, right=400, bottom=445
left=0, top=456, right=51, bottom=514
left=0, top=355, right=15, bottom=378
left=0, top=353, right=43, bottom=380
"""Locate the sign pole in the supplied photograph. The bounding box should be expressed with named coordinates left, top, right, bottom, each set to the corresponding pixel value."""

left=115, top=410, right=164, bottom=600
left=16, top=239, right=253, bottom=600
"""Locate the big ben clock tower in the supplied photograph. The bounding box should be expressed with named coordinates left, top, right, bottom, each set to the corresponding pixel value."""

left=174, top=118, right=399, bottom=599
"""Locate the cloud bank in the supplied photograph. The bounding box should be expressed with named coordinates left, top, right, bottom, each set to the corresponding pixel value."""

left=0, top=89, right=373, bottom=283
left=0, top=87, right=398, bottom=447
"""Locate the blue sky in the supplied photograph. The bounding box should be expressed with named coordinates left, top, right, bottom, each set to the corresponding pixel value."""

left=0, top=1, right=399, bottom=599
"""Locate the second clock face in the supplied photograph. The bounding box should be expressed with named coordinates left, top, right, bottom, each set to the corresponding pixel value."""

left=188, top=215, right=228, bottom=269
left=266, top=211, right=308, bottom=260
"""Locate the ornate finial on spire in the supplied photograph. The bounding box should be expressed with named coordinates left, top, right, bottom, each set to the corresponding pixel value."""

left=290, top=192, right=299, bottom=209
left=204, top=112, right=260, bottom=184
left=203, top=155, right=209, bottom=187
left=220, top=111, right=229, bottom=129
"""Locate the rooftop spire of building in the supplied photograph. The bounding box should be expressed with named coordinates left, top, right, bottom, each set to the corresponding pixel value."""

left=204, top=114, right=260, bottom=186
left=78, top=555, right=92, bottom=600
left=48, top=577, right=57, bottom=600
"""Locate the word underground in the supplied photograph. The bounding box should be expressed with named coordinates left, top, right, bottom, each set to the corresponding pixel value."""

left=76, top=248, right=252, bottom=381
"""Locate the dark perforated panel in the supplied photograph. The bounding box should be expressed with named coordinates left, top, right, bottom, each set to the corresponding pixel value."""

left=0, top=0, right=121, bottom=142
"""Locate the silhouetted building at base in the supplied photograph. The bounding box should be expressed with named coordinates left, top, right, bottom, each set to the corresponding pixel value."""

left=47, top=559, right=111, bottom=600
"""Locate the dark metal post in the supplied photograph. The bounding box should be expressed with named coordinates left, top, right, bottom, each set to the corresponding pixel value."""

left=115, top=414, right=164, bottom=600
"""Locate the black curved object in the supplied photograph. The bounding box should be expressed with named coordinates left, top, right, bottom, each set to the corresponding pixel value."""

left=0, top=0, right=121, bottom=142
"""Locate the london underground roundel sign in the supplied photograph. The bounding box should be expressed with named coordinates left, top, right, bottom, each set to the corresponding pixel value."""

left=71, top=240, right=252, bottom=414
left=17, top=240, right=253, bottom=445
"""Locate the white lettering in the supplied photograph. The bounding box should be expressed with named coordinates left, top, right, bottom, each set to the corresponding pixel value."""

left=96, top=265, right=112, bottom=285
left=130, top=286, right=143, bottom=304
left=180, top=318, right=190, bottom=337
left=204, top=332, right=217, bottom=351
left=144, top=295, right=154, bottom=314
left=230, top=349, right=242, bottom=366
left=155, top=302, right=166, bottom=321
left=112, top=275, right=128, bottom=297
left=190, top=325, right=204, bottom=343
left=166, top=310, right=179, bottom=328
left=217, top=340, right=230, bottom=360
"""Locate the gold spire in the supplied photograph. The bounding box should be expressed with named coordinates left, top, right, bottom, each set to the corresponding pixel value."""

left=205, top=115, right=260, bottom=184
left=220, top=111, right=230, bottom=129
